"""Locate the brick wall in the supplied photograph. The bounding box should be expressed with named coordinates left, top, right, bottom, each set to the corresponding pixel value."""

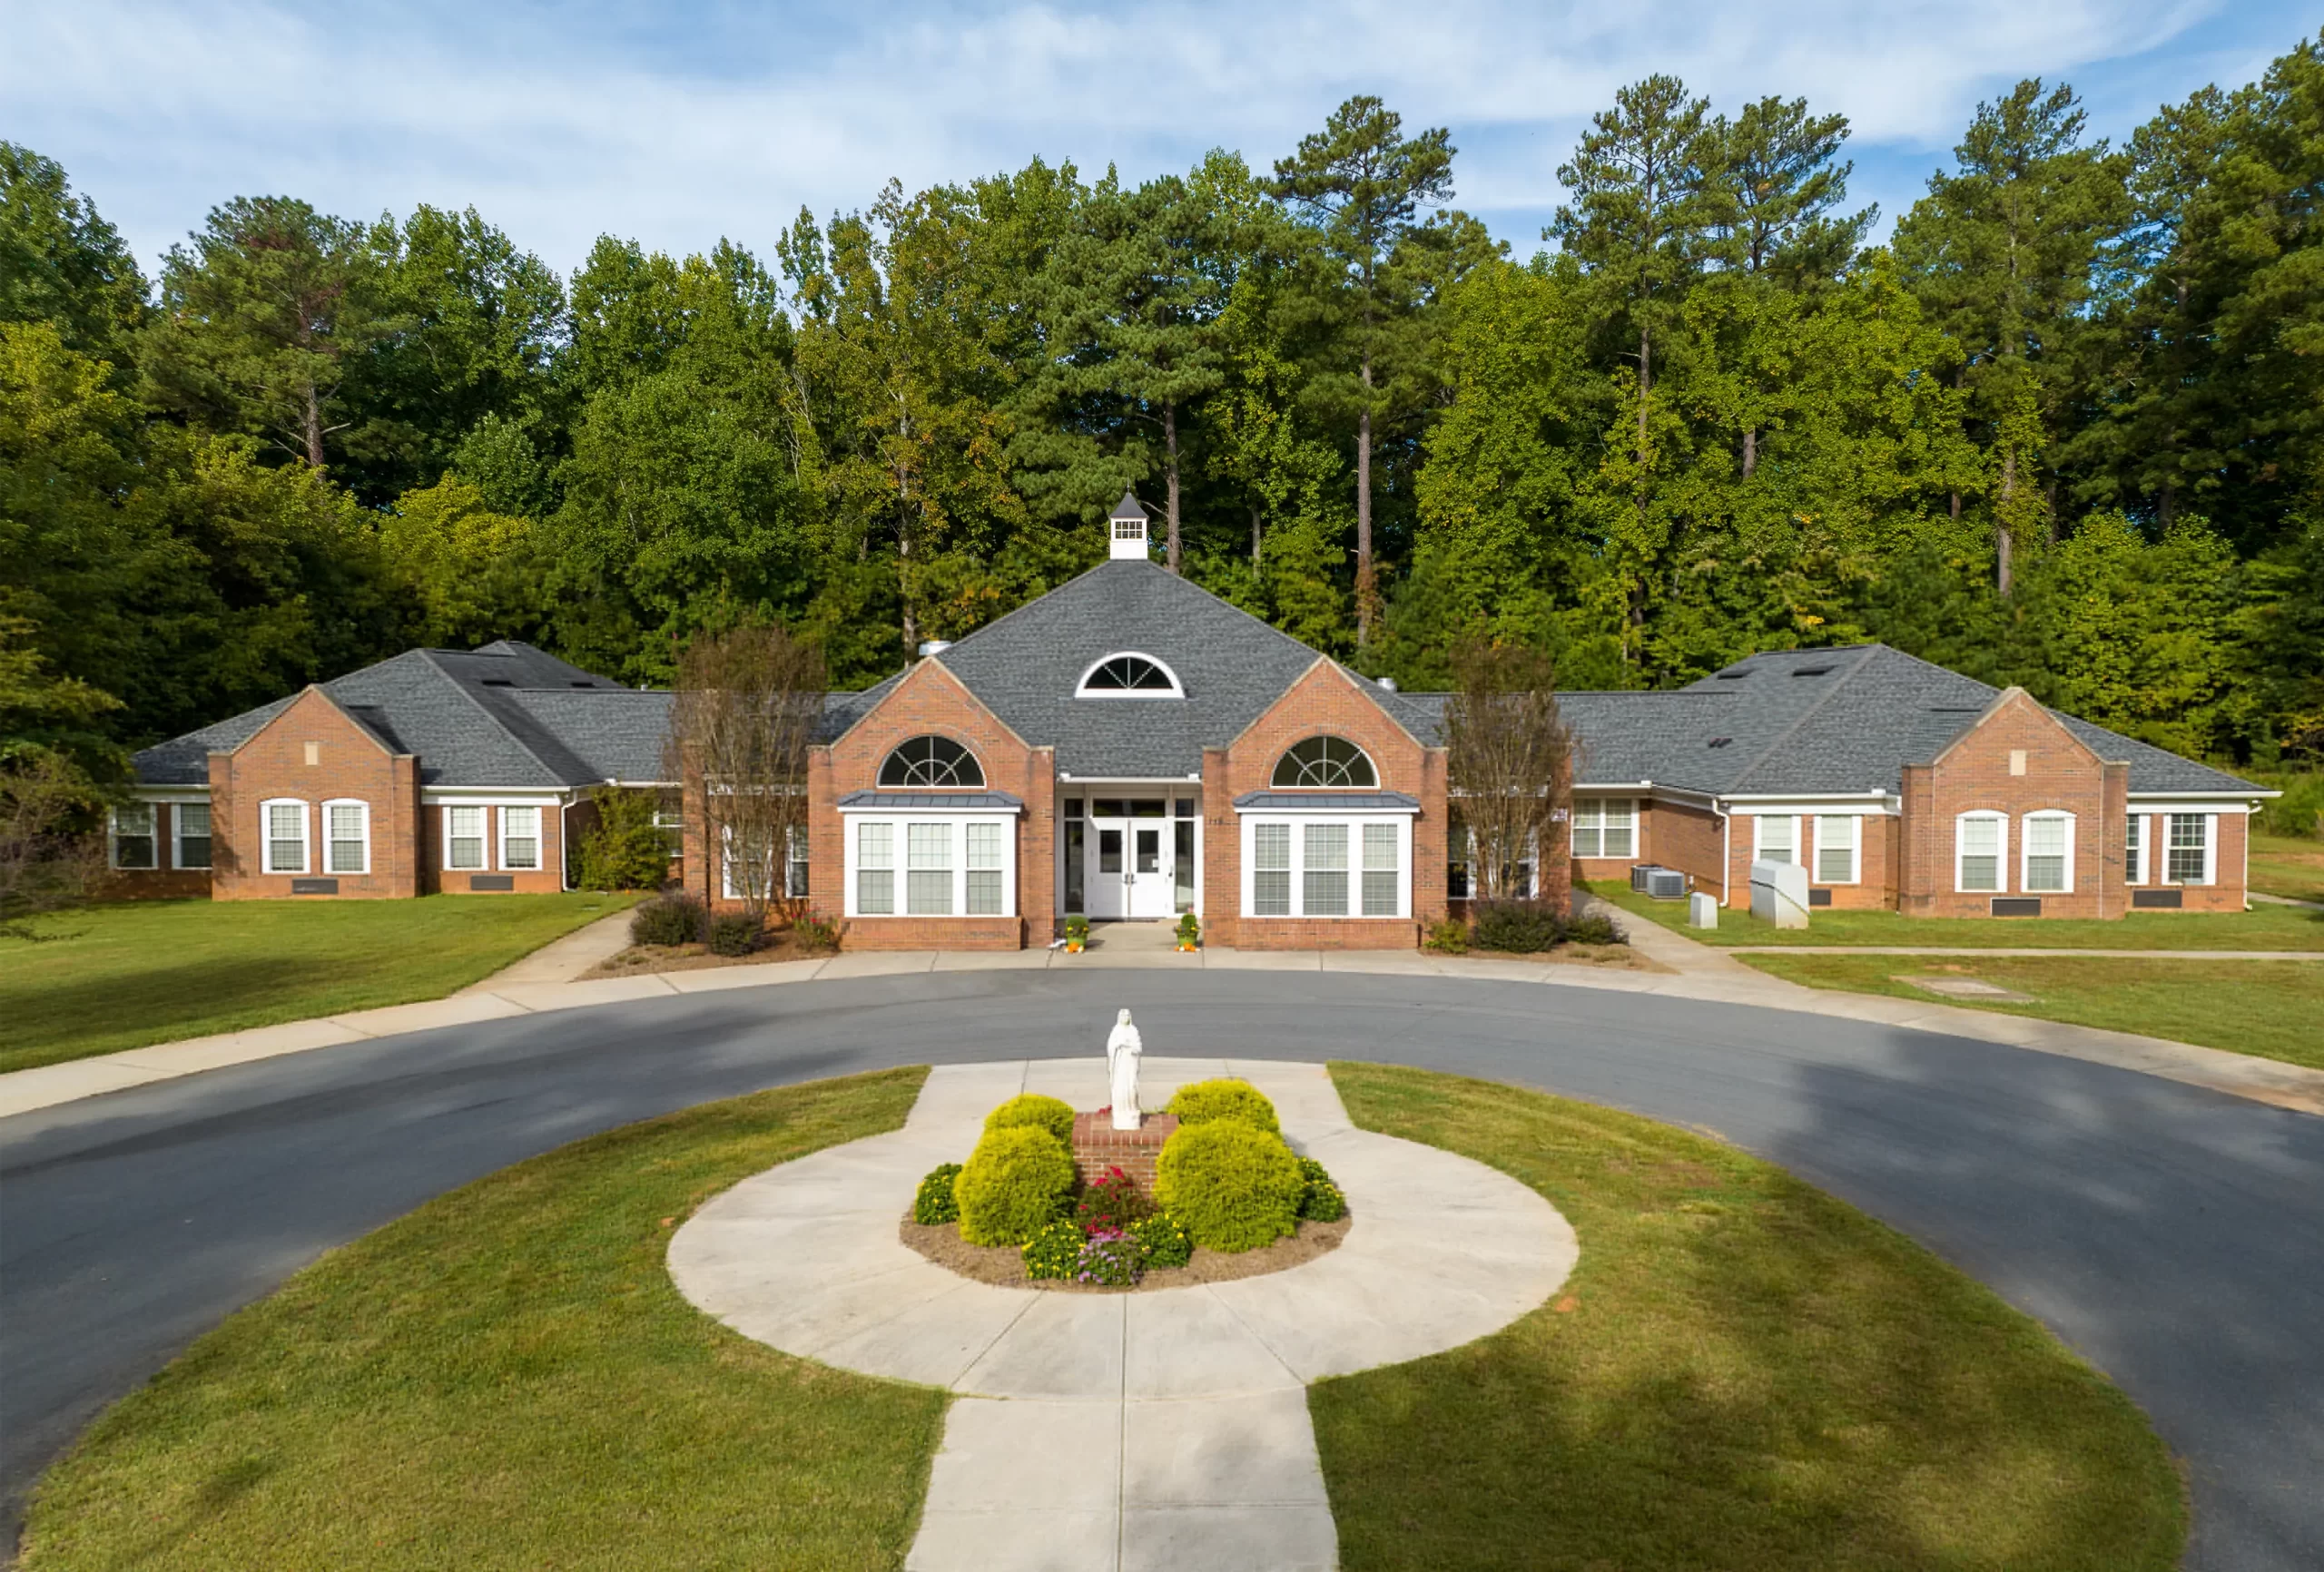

left=103, top=802, right=216, bottom=899
left=795, top=658, right=1055, bottom=951
left=1897, top=689, right=2131, bottom=919
left=1201, top=661, right=1444, bottom=950
left=2125, top=808, right=2250, bottom=913
left=208, top=689, right=423, bottom=900
left=416, top=803, right=567, bottom=896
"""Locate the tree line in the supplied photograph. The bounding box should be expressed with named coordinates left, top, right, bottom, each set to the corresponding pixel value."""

left=5, top=30, right=2320, bottom=805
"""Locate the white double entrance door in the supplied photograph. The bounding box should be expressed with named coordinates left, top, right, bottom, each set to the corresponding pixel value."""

left=1085, top=809, right=1176, bottom=919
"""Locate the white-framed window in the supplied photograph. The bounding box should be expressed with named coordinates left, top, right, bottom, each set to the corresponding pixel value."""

left=842, top=814, right=1016, bottom=919
left=856, top=821, right=894, bottom=913
left=1272, top=736, right=1377, bottom=789
left=2125, top=812, right=2146, bottom=884
left=1753, top=814, right=1797, bottom=867
left=1955, top=811, right=2005, bottom=893
left=1571, top=799, right=1636, bottom=860
left=965, top=821, right=1004, bottom=915
left=1241, top=816, right=1411, bottom=919
left=173, top=802, right=213, bottom=870
left=1814, top=815, right=1860, bottom=885
left=1075, top=652, right=1183, bottom=698
left=654, top=799, right=684, bottom=858
left=109, top=802, right=158, bottom=870
left=261, top=799, right=310, bottom=874
left=786, top=824, right=810, bottom=899
left=2021, top=811, right=2073, bottom=894
left=322, top=800, right=370, bottom=876
left=445, top=805, right=487, bottom=870
left=500, top=805, right=541, bottom=870
left=878, top=736, right=984, bottom=789
left=2165, top=813, right=2213, bottom=885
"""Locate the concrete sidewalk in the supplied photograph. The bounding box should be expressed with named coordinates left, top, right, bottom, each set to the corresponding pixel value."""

left=7, top=927, right=2322, bottom=1122
left=1725, top=945, right=2324, bottom=959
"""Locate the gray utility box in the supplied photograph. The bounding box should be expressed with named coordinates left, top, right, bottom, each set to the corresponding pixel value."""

left=1688, top=891, right=1719, bottom=928
left=1630, top=864, right=1690, bottom=901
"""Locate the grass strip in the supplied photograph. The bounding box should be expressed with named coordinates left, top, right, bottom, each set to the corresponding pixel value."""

left=2249, top=832, right=2324, bottom=905
left=1589, top=879, right=2324, bottom=950
left=1740, top=952, right=2324, bottom=1070
left=0, top=893, right=639, bottom=1073
left=1315, top=1063, right=2186, bottom=1572
left=20, top=1067, right=942, bottom=1572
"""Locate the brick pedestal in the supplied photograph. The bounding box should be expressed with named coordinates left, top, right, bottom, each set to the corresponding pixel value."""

left=1071, top=1111, right=1178, bottom=1190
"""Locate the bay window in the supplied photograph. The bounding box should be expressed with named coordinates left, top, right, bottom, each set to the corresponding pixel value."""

left=110, top=803, right=157, bottom=870
left=965, top=822, right=1003, bottom=915
left=2022, top=811, right=2073, bottom=893
left=1253, top=824, right=1292, bottom=916
left=1955, top=812, right=2004, bottom=893
left=1303, top=824, right=1348, bottom=915
left=856, top=822, right=894, bottom=913
left=842, top=812, right=1016, bottom=919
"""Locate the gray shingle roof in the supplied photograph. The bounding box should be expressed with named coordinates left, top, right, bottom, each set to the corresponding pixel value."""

left=924, top=559, right=1344, bottom=778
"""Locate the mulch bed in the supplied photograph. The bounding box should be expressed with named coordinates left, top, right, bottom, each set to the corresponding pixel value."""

left=901, top=1213, right=1351, bottom=1293
left=1433, top=942, right=1668, bottom=972
left=583, top=931, right=832, bottom=979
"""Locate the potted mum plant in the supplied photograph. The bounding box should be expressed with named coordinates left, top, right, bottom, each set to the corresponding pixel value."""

left=1064, top=914, right=1089, bottom=954
left=1175, top=910, right=1200, bottom=952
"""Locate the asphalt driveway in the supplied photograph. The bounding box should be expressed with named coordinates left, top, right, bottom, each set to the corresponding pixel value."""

left=3, top=970, right=2319, bottom=1569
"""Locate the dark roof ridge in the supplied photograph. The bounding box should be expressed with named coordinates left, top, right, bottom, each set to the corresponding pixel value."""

left=411, top=649, right=569, bottom=785
left=937, top=557, right=1323, bottom=671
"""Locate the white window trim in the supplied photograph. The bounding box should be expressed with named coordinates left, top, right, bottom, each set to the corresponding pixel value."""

left=1238, top=815, right=1412, bottom=920
left=2162, top=811, right=2217, bottom=886
left=1812, top=813, right=1861, bottom=886
left=1073, top=650, right=1185, bottom=699
left=498, top=804, right=544, bottom=872
left=173, top=801, right=213, bottom=870
left=320, top=798, right=372, bottom=877
left=2019, top=810, right=2075, bottom=895
left=1570, top=798, right=1637, bottom=861
left=1954, top=811, right=2008, bottom=894
left=720, top=824, right=810, bottom=902
left=443, top=804, right=490, bottom=871
left=839, top=812, right=1016, bottom=919
left=1751, top=813, right=1800, bottom=868
left=2125, top=812, right=2148, bottom=885
left=108, top=802, right=160, bottom=870
left=261, top=798, right=310, bottom=875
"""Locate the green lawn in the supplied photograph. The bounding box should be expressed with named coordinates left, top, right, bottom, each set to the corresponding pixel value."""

left=1740, top=952, right=2324, bottom=1070
left=1316, top=1063, right=2186, bottom=1572
left=19, top=1068, right=942, bottom=1572
left=2250, top=831, right=2324, bottom=905
left=1587, top=879, right=2324, bottom=950
left=0, top=893, right=638, bottom=1074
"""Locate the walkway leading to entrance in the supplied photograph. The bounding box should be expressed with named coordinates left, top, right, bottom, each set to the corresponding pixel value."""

left=669, top=1059, right=1576, bottom=1571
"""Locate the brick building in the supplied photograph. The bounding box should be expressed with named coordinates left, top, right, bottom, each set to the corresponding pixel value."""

left=121, top=493, right=2270, bottom=937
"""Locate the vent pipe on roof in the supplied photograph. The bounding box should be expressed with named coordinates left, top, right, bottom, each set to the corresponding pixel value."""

left=918, top=641, right=953, bottom=658
left=1375, top=676, right=1399, bottom=692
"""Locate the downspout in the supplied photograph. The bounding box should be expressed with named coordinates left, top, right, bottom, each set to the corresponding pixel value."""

left=1714, top=800, right=1731, bottom=909
left=559, top=794, right=575, bottom=892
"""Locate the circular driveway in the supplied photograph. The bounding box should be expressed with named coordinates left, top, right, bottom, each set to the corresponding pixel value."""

left=4, top=969, right=2319, bottom=1571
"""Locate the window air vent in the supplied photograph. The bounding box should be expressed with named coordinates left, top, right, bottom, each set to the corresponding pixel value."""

left=1707, top=736, right=1733, bottom=749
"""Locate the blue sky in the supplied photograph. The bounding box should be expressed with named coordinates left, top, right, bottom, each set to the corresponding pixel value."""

left=5, top=1, right=2315, bottom=281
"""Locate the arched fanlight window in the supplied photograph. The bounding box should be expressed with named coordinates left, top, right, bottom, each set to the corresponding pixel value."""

left=1272, top=735, right=1377, bottom=789
left=879, top=735, right=985, bottom=789
left=1076, top=653, right=1182, bottom=696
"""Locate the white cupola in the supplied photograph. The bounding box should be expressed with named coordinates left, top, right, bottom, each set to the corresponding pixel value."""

left=1108, top=490, right=1151, bottom=560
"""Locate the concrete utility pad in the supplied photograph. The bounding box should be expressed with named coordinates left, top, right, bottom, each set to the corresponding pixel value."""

left=669, top=1058, right=1577, bottom=1572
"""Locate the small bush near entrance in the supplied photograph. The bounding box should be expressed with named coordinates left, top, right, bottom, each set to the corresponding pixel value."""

left=954, top=1125, right=1076, bottom=1245
left=912, top=1163, right=963, bottom=1224
left=1165, top=1077, right=1281, bottom=1134
left=1472, top=900, right=1565, bottom=953
left=983, top=1093, right=1077, bottom=1147
left=1074, top=1165, right=1151, bottom=1233
left=1565, top=910, right=1623, bottom=947
left=706, top=913, right=762, bottom=957
left=1296, top=1155, right=1347, bottom=1222
left=1155, top=1120, right=1304, bottom=1253
left=572, top=788, right=672, bottom=892
left=1020, top=1218, right=1086, bottom=1279
left=629, top=895, right=703, bottom=948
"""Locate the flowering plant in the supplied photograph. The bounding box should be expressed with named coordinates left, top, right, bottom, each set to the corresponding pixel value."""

left=1074, top=1164, right=1152, bottom=1234
left=1075, top=1229, right=1143, bottom=1287
left=1021, top=1219, right=1086, bottom=1280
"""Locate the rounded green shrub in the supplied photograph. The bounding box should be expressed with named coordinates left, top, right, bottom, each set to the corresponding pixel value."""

left=707, top=913, right=762, bottom=956
left=1296, top=1155, right=1347, bottom=1222
left=1164, top=1077, right=1280, bottom=1135
left=628, top=894, right=703, bottom=948
left=983, top=1093, right=1077, bottom=1148
left=1132, top=1212, right=1192, bottom=1270
left=954, top=1125, right=1076, bottom=1245
left=913, top=1163, right=963, bottom=1225
left=1154, top=1121, right=1304, bottom=1253
left=1472, top=900, right=1565, bottom=953
left=1021, top=1218, right=1084, bottom=1280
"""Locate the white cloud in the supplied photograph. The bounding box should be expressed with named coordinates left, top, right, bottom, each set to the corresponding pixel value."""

left=0, top=0, right=2274, bottom=276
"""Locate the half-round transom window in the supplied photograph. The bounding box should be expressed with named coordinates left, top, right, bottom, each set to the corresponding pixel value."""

left=1272, top=736, right=1377, bottom=789
left=1076, top=653, right=1181, bottom=697
left=879, top=735, right=985, bottom=789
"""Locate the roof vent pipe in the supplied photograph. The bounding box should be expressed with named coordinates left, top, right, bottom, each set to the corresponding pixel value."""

left=1375, top=675, right=1399, bottom=692
left=918, top=640, right=953, bottom=658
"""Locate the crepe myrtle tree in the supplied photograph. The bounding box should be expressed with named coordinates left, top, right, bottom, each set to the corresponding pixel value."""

left=1443, top=638, right=1575, bottom=905
left=665, top=620, right=826, bottom=925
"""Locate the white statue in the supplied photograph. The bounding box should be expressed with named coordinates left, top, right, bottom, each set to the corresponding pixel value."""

left=1105, top=1008, right=1143, bottom=1131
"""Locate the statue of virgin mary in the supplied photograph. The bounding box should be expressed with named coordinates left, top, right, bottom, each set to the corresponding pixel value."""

left=1105, top=1009, right=1143, bottom=1131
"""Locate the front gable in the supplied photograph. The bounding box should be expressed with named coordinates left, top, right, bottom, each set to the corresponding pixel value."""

left=822, top=657, right=1037, bottom=784
left=1926, top=687, right=2112, bottom=801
